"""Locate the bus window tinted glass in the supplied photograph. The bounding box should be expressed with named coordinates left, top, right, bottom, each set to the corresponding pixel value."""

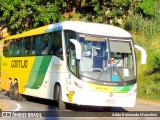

left=4, top=31, right=62, bottom=57
left=51, top=31, right=63, bottom=60
left=64, top=30, right=76, bottom=53
left=41, top=34, right=49, bottom=55
left=25, top=37, right=31, bottom=55
left=3, top=40, right=10, bottom=57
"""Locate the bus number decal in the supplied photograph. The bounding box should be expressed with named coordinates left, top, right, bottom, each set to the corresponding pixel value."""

left=11, top=60, right=28, bottom=68
left=2, top=62, right=8, bottom=66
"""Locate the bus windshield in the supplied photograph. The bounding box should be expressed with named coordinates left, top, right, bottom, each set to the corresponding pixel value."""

left=79, top=34, right=136, bottom=83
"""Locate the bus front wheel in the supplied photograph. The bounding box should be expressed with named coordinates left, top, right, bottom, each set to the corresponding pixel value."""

left=103, top=107, right=111, bottom=111
left=13, top=83, right=24, bottom=101
left=58, top=87, right=66, bottom=111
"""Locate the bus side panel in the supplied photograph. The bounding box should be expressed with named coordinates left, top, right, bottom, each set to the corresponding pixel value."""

left=1, top=56, right=10, bottom=91
left=0, top=56, right=35, bottom=93
left=23, top=56, right=67, bottom=100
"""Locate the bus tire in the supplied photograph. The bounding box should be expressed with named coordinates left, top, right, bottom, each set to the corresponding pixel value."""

left=13, top=83, right=24, bottom=101
left=103, top=107, right=111, bottom=111
left=54, top=84, right=59, bottom=101
left=9, top=83, right=16, bottom=100
left=58, top=87, right=66, bottom=111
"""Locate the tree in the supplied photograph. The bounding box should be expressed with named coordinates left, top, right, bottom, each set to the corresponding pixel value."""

left=136, top=0, right=156, bottom=17
left=79, top=0, right=132, bottom=26
left=0, top=0, right=65, bottom=34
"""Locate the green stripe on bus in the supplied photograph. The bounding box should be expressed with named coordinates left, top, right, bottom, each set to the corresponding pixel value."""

left=122, top=84, right=134, bottom=92
left=25, top=56, right=52, bottom=89
left=31, top=56, right=52, bottom=89
left=114, top=84, right=134, bottom=92
left=25, top=57, right=43, bottom=88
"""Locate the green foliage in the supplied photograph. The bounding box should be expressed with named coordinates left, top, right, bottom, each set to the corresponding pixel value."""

left=80, top=0, right=131, bottom=26
left=137, top=58, right=160, bottom=101
left=126, top=1, right=160, bottom=69
left=0, top=0, right=65, bottom=34
left=135, top=42, right=160, bottom=102
left=137, top=72, right=160, bottom=101
left=125, top=3, right=160, bottom=39
left=136, top=0, right=156, bottom=16
left=111, top=0, right=131, bottom=7
left=125, top=0, right=160, bottom=102
left=148, top=50, right=160, bottom=70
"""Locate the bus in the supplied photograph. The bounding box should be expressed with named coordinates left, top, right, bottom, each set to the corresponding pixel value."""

left=0, top=21, right=146, bottom=111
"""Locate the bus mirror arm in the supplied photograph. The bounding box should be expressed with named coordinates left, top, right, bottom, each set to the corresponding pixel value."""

left=70, top=39, right=82, bottom=60
left=134, top=45, right=147, bottom=64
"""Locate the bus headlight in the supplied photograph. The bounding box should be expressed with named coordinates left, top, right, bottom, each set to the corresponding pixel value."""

left=74, top=80, right=83, bottom=88
left=127, top=88, right=137, bottom=95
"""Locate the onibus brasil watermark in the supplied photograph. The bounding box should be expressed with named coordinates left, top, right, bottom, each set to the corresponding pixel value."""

left=112, top=112, right=159, bottom=117
left=0, top=111, right=159, bottom=117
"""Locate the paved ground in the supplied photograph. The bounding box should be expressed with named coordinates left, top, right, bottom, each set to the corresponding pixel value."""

left=0, top=90, right=160, bottom=120
left=0, top=89, right=160, bottom=112
left=0, top=90, right=14, bottom=111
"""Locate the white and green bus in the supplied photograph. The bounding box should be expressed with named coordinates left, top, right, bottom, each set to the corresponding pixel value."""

left=1, top=21, right=146, bottom=110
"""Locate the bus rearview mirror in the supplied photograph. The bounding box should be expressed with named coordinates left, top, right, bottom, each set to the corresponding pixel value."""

left=70, top=39, right=82, bottom=60
left=134, top=45, right=147, bottom=64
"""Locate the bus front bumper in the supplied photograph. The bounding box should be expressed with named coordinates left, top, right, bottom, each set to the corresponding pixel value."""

left=76, top=90, right=136, bottom=107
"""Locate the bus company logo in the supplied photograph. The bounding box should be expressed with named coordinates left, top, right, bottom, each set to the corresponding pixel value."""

left=109, top=92, right=113, bottom=97
left=11, top=60, right=28, bottom=68
left=66, top=91, right=75, bottom=102
left=52, top=63, right=62, bottom=69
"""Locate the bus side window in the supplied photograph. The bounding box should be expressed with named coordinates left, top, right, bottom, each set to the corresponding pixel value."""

left=64, top=30, right=76, bottom=53
left=68, top=43, right=77, bottom=75
left=25, top=37, right=32, bottom=55
left=12, top=40, right=18, bottom=56
left=35, top=35, right=41, bottom=55
left=47, top=33, right=52, bottom=54
left=50, top=33, right=54, bottom=55
left=64, top=30, right=77, bottom=75
left=8, top=40, right=13, bottom=56
left=41, top=34, right=49, bottom=55
left=3, top=40, right=10, bottom=57
left=16, top=39, right=20, bottom=56
left=51, top=31, right=63, bottom=60
left=21, top=38, right=26, bottom=56
left=31, top=36, right=36, bottom=55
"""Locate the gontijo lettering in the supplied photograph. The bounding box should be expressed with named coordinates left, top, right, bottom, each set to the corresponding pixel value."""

left=11, top=60, right=28, bottom=68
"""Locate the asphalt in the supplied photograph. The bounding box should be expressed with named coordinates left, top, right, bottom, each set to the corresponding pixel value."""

left=0, top=89, right=18, bottom=111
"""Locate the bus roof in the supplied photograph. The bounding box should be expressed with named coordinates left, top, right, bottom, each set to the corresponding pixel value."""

left=5, top=21, right=131, bottom=40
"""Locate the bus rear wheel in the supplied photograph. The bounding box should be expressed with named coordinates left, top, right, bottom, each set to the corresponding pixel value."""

left=9, top=83, right=16, bottom=100
left=13, top=83, right=24, bottom=101
left=58, top=87, right=66, bottom=111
